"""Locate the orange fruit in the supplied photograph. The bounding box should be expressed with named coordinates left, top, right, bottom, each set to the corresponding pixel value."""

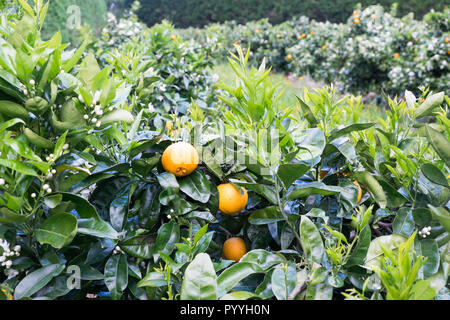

left=445, top=37, right=449, bottom=43
left=393, top=52, right=400, bottom=58
left=218, top=183, right=248, bottom=215
left=223, top=237, right=247, bottom=262
left=170, top=34, right=176, bottom=40
left=322, top=45, right=327, bottom=50
left=354, top=181, right=362, bottom=203
left=161, top=142, right=199, bottom=177
left=276, top=34, right=281, bottom=38
left=286, top=54, right=293, bottom=61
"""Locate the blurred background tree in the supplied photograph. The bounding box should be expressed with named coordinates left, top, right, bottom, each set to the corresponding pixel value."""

left=133, top=0, right=448, bottom=27
left=41, top=0, right=108, bottom=45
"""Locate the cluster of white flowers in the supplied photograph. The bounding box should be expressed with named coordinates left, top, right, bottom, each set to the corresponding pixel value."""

left=0, top=239, right=20, bottom=269
left=418, top=226, right=432, bottom=238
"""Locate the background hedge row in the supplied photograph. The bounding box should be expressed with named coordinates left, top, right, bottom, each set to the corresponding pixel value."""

left=134, top=0, right=448, bottom=27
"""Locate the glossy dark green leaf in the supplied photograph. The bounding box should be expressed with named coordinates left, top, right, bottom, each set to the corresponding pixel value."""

left=185, top=210, right=218, bottom=223
left=299, top=216, right=324, bottom=265
left=104, top=254, right=128, bottom=300
left=229, top=179, right=277, bottom=205
left=78, top=264, right=104, bottom=280
left=138, top=184, right=161, bottom=230
left=180, top=253, right=217, bottom=300
left=152, top=222, right=180, bottom=261
left=248, top=206, right=283, bottom=225
left=421, top=163, right=448, bottom=187
left=287, top=182, right=342, bottom=200
left=428, top=205, right=450, bottom=233
left=137, top=271, right=170, bottom=288
left=393, top=208, right=415, bottom=238
left=412, top=208, right=432, bottom=227
left=77, top=218, right=119, bottom=239
left=217, top=262, right=263, bottom=297
left=14, top=264, right=65, bottom=300
left=156, top=172, right=179, bottom=190
left=60, top=192, right=100, bottom=220
left=346, top=225, right=371, bottom=267
left=36, top=213, right=77, bottom=249
left=277, top=163, right=310, bottom=188
left=120, top=234, right=155, bottom=259
left=254, top=269, right=274, bottom=299
left=417, top=239, right=440, bottom=279
left=0, top=159, right=38, bottom=176
left=179, top=170, right=211, bottom=203
left=109, top=184, right=131, bottom=231
left=240, top=249, right=284, bottom=270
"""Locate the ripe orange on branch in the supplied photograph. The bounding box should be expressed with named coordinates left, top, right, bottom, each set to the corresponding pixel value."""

left=161, top=141, right=199, bottom=177
left=223, top=237, right=247, bottom=262
left=218, top=183, right=248, bottom=215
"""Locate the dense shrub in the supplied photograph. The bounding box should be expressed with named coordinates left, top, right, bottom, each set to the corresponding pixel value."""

left=136, top=0, right=448, bottom=28
left=183, top=5, right=450, bottom=95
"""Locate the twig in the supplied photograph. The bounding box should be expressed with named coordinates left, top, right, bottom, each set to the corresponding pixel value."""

left=288, top=283, right=307, bottom=300
left=218, top=225, right=232, bottom=238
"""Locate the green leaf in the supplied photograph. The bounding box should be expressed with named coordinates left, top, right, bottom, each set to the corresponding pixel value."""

left=60, top=193, right=100, bottom=220
left=180, top=253, right=217, bottom=300
left=415, top=92, right=444, bottom=118
left=328, top=123, right=375, bottom=142
left=299, top=216, right=324, bottom=265
left=137, top=271, right=169, bottom=288
left=271, top=262, right=296, bottom=300
left=229, top=179, right=277, bottom=205
left=248, top=206, right=283, bottom=225
left=104, top=254, right=128, bottom=300
left=417, top=239, right=440, bottom=279
left=428, top=205, right=450, bottom=233
left=410, top=280, right=436, bottom=300
left=220, top=291, right=259, bottom=300
left=63, top=39, right=89, bottom=73
left=77, top=218, right=119, bottom=239
left=425, top=125, right=450, bottom=168
left=36, top=213, right=77, bottom=249
left=14, top=264, right=65, bottom=300
left=152, top=222, right=180, bottom=262
left=0, top=159, right=38, bottom=176
left=346, top=225, right=371, bottom=267
left=240, top=249, right=284, bottom=270
left=179, top=170, right=211, bottom=203
left=365, top=234, right=407, bottom=269
left=393, top=208, right=415, bottom=238
left=120, top=234, right=154, bottom=259
left=421, top=163, right=448, bottom=187
left=305, top=283, right=333, bottom=300
left=217, top=262, right=263, bottom=297
left=277, top=163, right=310, bottom=188
left=353, top=171, right=387, bottom=209
left=287, top=182, right=343, bottom=200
